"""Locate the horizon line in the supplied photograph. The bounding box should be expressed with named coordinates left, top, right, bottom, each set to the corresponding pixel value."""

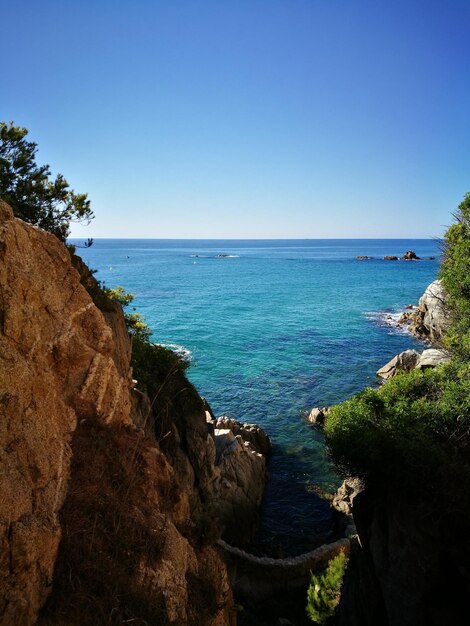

left=68, top=236, right=440, bottom=241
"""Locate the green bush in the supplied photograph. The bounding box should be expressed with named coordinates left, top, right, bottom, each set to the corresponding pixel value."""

left=104, top=285, right=152, bottom=341
left=440, top=192, right=470, bottom=360
left=103, top=286, right=189, bottom=393
left=306, top=551, right=348, bottom=624
left=325, top=364, right=470, bottom=482
left=325, top=194, right=470, bottom=495
left=325, top=362, right=470, bottom=492
left=131, top=335, right=189, bottom=395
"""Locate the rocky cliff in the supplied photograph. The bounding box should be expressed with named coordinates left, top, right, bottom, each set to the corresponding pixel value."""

left=0, top=200, right=252, bottom=625
left=336, top=483, right=470, bottom=626
left=398, top=279, right=450, bottom=344
left=334, top=279, right=470, bottom=626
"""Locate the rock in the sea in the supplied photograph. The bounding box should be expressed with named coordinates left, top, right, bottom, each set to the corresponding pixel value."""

left=402, top=250, right=420, bottom=260
left=307, top=406, right=331, bottom=426
left=376, top=350, right=420, bottom=379
left=416, top=348, right=451, bottom=369
left=356, top=255, right=373, bottom=260
left=384, top=255, right=398, bottom=260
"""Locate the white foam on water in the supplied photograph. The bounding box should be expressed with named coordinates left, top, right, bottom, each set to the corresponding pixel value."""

left=156, top=342, right=193, bottom=359
left=363, top=309, right=411, bottom=335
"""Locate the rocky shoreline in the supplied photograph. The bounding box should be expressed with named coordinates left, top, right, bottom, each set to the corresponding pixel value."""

left=305, top=276, right=451, bottom=541
left=1, top=202, right=456, bottom=626
left=307, top=277, right=450, bottom=420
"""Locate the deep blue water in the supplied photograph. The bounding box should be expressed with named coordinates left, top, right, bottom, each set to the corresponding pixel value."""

left=73, top=239, right=440, bottom=555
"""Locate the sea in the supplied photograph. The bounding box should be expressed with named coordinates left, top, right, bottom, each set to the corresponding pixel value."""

left=73, top=238, right=440, bottom=556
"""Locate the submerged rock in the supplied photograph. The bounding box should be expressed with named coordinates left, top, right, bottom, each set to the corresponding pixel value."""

left=384, top=255, right=398, bottom=260
left=356, top=255, right=373, bottom=260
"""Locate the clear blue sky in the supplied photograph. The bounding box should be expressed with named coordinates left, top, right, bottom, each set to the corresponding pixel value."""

left=2, top=0, right=469, bottom=238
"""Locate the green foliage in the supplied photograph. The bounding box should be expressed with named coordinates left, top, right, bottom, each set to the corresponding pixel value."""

left=325, top=363, right=470, bottom=487
left=440, top=192, right=470, bottom=359
left=104, top=285, right=189, bottom=393
left=326, top=194, right=470, bottom=495
left=105, top=285, right=135, bottom=308
left=306, top=551, right=348, bottom=624
left=131, top=335, right=189, bottom=395
left=0, top=121, right=93, bottom=241
left=104, top=285, right=152, bottom=341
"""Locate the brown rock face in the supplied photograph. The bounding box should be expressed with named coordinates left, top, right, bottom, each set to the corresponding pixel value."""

left=0, top=201, right=133, bottom=625
left=0, top=202, right=235, bottom=626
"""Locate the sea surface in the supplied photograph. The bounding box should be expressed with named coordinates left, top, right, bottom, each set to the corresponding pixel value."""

left=73, top=238, right=440, bottom=555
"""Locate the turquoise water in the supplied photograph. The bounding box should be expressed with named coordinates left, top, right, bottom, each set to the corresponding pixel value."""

left=74, top=239, right=440, bottom=555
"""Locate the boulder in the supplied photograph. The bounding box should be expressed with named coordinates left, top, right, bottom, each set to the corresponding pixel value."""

left=408, top=280, right=450, bottom=344
left=215, top=416, right=271, bottom=455
left=356, top=256, right=373, bottom=260
left=376, top=350, right=420, bottom=380
left=384, top=255, right=398, bottom=261
left=307, top=406, right=331, bottom=426
left=377, top=347, right=451, bottom=381
left=416, top=349, right=451, bottom=369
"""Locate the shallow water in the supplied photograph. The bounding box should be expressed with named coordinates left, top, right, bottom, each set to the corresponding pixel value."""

left=74, top=238, right=439, bottom=554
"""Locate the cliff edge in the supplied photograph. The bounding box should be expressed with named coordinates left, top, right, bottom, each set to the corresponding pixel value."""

left=0, top=201, right=238, bottom=626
